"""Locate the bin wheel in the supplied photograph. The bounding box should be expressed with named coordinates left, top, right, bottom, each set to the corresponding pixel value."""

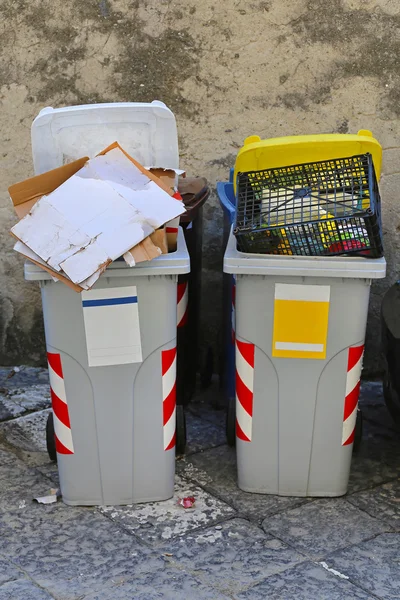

left=46, top=412, right=57, bottom=463
left=200, top=347, right=214, bottom=390
left=176, top=405, right=187, bottom=455
left=226, top=396, right=236, bottom=447
left=353, top=408, right=363, bottom=453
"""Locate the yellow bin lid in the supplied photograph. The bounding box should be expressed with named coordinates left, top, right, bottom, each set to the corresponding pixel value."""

left=233, top=130, right=382, bottom=193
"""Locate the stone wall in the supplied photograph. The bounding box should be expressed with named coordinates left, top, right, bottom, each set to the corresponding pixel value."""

left=1, top=0, right=399, bottom=374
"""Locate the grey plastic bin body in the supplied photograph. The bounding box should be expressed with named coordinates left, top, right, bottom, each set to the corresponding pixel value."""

left=25, top=229, right=190, bottom=506
left=224, top=230, right=386, bottom=497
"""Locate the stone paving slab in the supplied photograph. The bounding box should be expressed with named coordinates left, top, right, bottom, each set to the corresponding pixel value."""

left=7, top=384, right=51, bottom=411
left=177, top=445, right=309, bottom=522
left=0, top=578, right=55, bottom=600
left=0, top=463, right=54, bottom=510
left=0, top=503, right=164, bottom=600
left=188, top=402, right=226, bottom=427
left=348, top=478, right=400, bottom=530
left=185, top=410, right=226, bottom=455
left=0, top=408, right=57, bottom=470
left=82, top=567, right=231, bottom=600
left=0, top=384, right=51, bottom=423
left=327, top=533, right=400, bottom=600
left=0, top=556, right=21, bottom=585
left=355, top=419, right=400, bottom=469
left=99, top=474, right=235, bottom=546
left=360, top=382, right=399, bottom=431
left=363, top=407, right=399, bottom=435
left=162, top=518, right=305, bottom=596
left=234, top=561, right=376, bottom=600
left=347, top=419, right=399, bottom=494
left=0, top=443, right=57, bottom=511
left=0, top=367, right=49, bottom=390
left=0, top=393, right=26, bottom=421
left=0, top=373, right=398, bottom=599
left=36, top=460, right=60, bottom=486
left=0, top=408, right=50, bottom=452
left=262, top=498, right=391, bottom=560
left=348, top=452, right=398, bottom=496
left=0, top=445, right=20, bottom=467
left=187, top=380, right=226, bottom=427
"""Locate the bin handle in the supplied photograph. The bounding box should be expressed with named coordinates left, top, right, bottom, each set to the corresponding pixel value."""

left=184, top=190, right=210, bottom=212
left=180, top=190, right=210, bottom=223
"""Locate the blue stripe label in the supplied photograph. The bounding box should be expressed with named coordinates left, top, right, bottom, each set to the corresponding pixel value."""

left=82, top=296, right=138, bottom=308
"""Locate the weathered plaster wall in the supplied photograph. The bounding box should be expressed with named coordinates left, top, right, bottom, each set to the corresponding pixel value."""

left=1, top=0, right=399, bottom=374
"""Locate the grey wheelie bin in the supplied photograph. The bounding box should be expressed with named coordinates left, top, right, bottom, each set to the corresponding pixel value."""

left=224, top=231, right=386, bottom=496
left=224, top=145, right=386, bottom=497
left=25, top=229, right=190, bottom=506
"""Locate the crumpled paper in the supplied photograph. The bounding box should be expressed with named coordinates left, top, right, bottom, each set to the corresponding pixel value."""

left=33, top=488, right=61, bottom=504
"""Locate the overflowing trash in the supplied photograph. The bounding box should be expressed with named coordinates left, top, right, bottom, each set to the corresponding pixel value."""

left=9, top=142, right=186, bottom=291
left=234, top=153, right=383, bottom=258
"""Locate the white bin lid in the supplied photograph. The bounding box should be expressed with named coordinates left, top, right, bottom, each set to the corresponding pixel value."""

left=31, top=101, right=179, bottom=174
left=24, top=228, right=190, bottom=282
left=224, top=229, right=386, bottom=279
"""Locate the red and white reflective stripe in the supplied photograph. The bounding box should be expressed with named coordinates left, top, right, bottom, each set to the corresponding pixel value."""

left=236, top=339, right=255, bottom=442
left=162, top=347, right=177, bottom=451
left=47, top=352, right=74, bottom=455
left=342, top=344, right=364, bottom=446
left=177, top=281, right=189, bottom=328
left=231, top=278, right=236, bottom=344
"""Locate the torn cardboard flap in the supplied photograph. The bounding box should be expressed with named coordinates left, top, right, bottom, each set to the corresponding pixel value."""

left=151, top=228, right=168, bottom=255
left=9, top=157, right=89, bottom=220
left=14, top=241, right=84, bottom=292
left=123, top=229, right=167, bottom=266
left=146, top=169, right=184, bottom=252
left=147, top=167, right=185, bottom=191
left=165, top=190, right=183, bottom=252
left=9, top=143, right=186, bottom=287
left=124, top=236, right=161, bottom=266
left=13, top=240, right=106, bottom=291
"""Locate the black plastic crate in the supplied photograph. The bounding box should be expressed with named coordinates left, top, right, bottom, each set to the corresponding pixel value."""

left=233, top=153, right=383, bottom=258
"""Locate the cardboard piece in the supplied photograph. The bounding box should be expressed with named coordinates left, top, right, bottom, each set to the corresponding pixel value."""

left=9, top=157, right=89, bottom=220
left=9, top=143, right=185, bottom=289
left=151, top=228, right=168, bottom=254
left=124, top=236, right=161, bottom=266
left=100, top=143, right=177, bottom=196
left=10, top=157, right=90, bottom=291
left=147, top=168, right=184, bottom=252
left=165, top=219, right=180, bottom=252
left=124, top=228, right=168, bottom=266
left=121, top=164, right=174, bottom=264
left=14, top=241, right=83, bottom=292
left=148, top=168, right=177, bottom=191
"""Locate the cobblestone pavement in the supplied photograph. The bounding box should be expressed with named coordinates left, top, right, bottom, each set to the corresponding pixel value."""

left=0, top=367, right=399, bottom=599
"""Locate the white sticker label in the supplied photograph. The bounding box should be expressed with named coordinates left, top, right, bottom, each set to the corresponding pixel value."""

left=82, top=286, right=142, bottom=367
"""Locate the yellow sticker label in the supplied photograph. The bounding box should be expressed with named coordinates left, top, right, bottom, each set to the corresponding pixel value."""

left=272, top=284, right=330, bottom=359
